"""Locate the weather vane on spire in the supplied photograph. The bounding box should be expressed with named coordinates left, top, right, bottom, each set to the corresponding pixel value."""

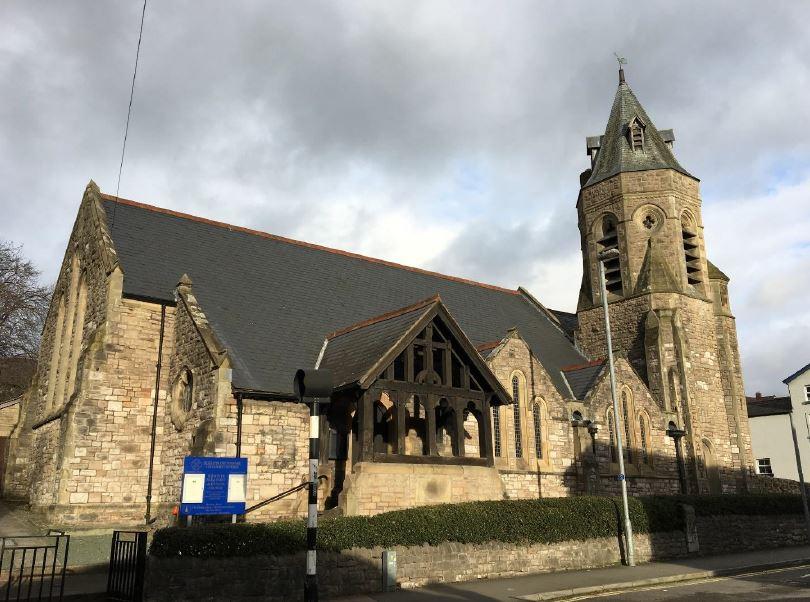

left=614, top=52, right=627, bottom=84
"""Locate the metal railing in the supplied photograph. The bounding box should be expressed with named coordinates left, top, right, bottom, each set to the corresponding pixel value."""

left=244, top=475, right=327, bottom=515
left=0, top=531, right=69, bottom=601
left=107, top=531, right=147, bottom=602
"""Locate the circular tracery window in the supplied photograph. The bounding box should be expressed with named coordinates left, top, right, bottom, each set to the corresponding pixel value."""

left=171, top=368, right=194, bottom=431
left=634, top=204, right=665, bottom=234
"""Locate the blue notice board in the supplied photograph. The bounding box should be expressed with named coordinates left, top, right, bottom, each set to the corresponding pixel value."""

left=180, top=456, right=248, bottom=516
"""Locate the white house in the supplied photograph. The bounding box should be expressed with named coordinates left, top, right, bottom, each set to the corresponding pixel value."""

left=746, top=393, right=794, bottom=479
left=746, top=362, right=810, bottom=481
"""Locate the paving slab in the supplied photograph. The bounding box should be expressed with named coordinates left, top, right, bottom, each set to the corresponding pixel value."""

left=331, top=545, right=810, bottom=601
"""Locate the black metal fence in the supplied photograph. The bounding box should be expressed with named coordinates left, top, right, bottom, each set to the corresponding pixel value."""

left=107, top=531, right=146, bottom=602
left=0, top=530, right=69, bottom=601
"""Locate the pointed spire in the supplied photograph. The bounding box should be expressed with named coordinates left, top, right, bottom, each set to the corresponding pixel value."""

left=583, top=69, right=694, bottom=188
left=635, top=239, right=681, bottom=294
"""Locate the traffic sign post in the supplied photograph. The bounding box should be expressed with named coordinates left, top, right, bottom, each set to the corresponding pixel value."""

left=294, top=368, right=333, bottom=602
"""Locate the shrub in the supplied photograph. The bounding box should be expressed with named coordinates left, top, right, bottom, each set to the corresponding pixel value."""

left=149, top=494, right=802, bottom=559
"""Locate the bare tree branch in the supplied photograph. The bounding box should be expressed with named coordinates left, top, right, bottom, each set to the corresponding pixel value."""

left=0, top=241, right=52, bottom=358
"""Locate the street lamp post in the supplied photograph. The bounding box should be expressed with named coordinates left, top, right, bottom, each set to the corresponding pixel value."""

left=597, top=248, right=635, bottom=567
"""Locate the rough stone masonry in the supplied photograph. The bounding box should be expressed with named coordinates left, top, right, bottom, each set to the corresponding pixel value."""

left=3, top=69, right=754, bottom=526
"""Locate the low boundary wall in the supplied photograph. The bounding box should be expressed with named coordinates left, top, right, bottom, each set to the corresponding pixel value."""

left=145, top=513, right=808, bottom=601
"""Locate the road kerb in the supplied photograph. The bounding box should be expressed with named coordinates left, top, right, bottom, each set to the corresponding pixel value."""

left=514, top=558, right=810, bottom=601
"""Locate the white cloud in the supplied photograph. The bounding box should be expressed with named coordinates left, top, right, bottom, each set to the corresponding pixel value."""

left=1, top=0, right=809, bottom=394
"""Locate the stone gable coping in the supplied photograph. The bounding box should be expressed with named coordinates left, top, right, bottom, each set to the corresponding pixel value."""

left=174, top=277, right=229, bottom=368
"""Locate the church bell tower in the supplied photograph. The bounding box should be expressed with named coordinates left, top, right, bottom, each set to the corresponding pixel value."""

left=574, top=65, right=753, bottom=494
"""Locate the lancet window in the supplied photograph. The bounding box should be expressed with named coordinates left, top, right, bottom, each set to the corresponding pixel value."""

left=46, top=255, right=87, bottom=410
left=512, top=375, right=523, bottom=459
left=492, top=405, right=502, bottom=457
left=532, top=402, right=544, bottom=459
left=638, top=412, right=651, bottom=465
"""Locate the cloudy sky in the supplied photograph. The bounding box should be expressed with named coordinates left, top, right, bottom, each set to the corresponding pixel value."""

left=1, top=1, right=808, bottom=394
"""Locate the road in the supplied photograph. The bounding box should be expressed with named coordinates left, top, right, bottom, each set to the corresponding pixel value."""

left=573, top=564, right=810, bottom=601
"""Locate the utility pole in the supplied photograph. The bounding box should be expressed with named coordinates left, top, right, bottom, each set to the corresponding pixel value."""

left=598, top=248, right=635, bottom=567
left=787, top=396, right=810, bottom=540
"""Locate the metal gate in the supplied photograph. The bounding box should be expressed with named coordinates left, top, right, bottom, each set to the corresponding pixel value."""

left=0, top=530, right=69, bottom=601
left=106, top=531, right=146, bottom=602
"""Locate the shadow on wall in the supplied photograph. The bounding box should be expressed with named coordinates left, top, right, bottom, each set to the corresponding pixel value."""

left=525, top=443, right=758, bottom=499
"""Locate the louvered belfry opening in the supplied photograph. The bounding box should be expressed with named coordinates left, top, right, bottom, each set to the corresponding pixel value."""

left=681, top=215, right=702, bottom=286
left=598, top=214, right=623, bottom=295
left=630, top=121, right=644, bottom=151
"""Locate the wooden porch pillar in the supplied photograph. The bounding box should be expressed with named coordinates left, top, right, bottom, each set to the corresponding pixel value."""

left=453, top=398, right=466, bottom=458
left=358, top=390, right=374, bottom=462
left=394, top=391, right=406, bottom=454
left=425, top=394, right=438, bottom=456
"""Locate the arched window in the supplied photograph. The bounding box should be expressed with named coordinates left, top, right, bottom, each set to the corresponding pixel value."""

left=405, top=395, right=427, bottom=455
left=607, top=409, right=617, bottom=462
left=532, top=402, right=544, bottom=459
left=53, top=255, right=81, bottom=407
left=171, top=367, right=194, bottom=431
left=621, top=389, right=633, bottom=462
left=45, top=298, right=66, bottom=408
left=638, top=412, right=651, bottom=465
left=596, top=213, right=622, bottom=295
left=64, top=275, right=88, bottom=402
left=511, top=375, right=523, bottom=458
left=681, top=211, right=702, bottom=286
left=492, top=405, right=501, bottom=457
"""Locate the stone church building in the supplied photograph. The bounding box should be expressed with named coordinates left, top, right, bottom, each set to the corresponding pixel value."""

left=3, top=70, right=755, bottom=526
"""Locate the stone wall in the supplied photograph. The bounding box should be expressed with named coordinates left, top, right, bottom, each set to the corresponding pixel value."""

left=145, top=513, right=808, bottom=601
left=0, top=402, right=19, bottom=438
left=38, top=297, right=175, bottom=525
left=226, top=399, right=310, bottom=522
left=485, top=333, right=577, bottom=496
left=338, top=462, right=505, bottom=516
left=3, top=183, right=181, bottom=526
left=574, top=166, right=750, bottom=497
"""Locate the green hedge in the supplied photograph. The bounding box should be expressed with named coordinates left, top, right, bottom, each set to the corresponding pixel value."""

left=149, top=494, right=802, bottom=559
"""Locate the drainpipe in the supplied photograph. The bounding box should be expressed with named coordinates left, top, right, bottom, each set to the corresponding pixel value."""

left=236, top=392, right=244, bottom=457
left=145, top=304, right=166, bottom=525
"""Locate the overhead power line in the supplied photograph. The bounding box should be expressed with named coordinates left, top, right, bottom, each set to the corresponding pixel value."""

left=115, top=0, right=148, bottom=199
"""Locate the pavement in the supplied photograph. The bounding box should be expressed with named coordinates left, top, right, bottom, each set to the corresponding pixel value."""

left=588, top=564, right=810, bottom=600
left=332, top=545, right=810, bottom=601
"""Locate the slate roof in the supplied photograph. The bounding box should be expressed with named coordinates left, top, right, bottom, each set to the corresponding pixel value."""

left=320, top=299, right=433, bottom=390
left=101, top=195, right=587, bottom=399
left=561, top=360, right=605, bottom=400
left=584, top=77, right=694, bottom=188
left=783, top=362, right=810, bottom=385
left=746, top=395, right=792, bottom=418
left=550, top=310, right=578, bottom=341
